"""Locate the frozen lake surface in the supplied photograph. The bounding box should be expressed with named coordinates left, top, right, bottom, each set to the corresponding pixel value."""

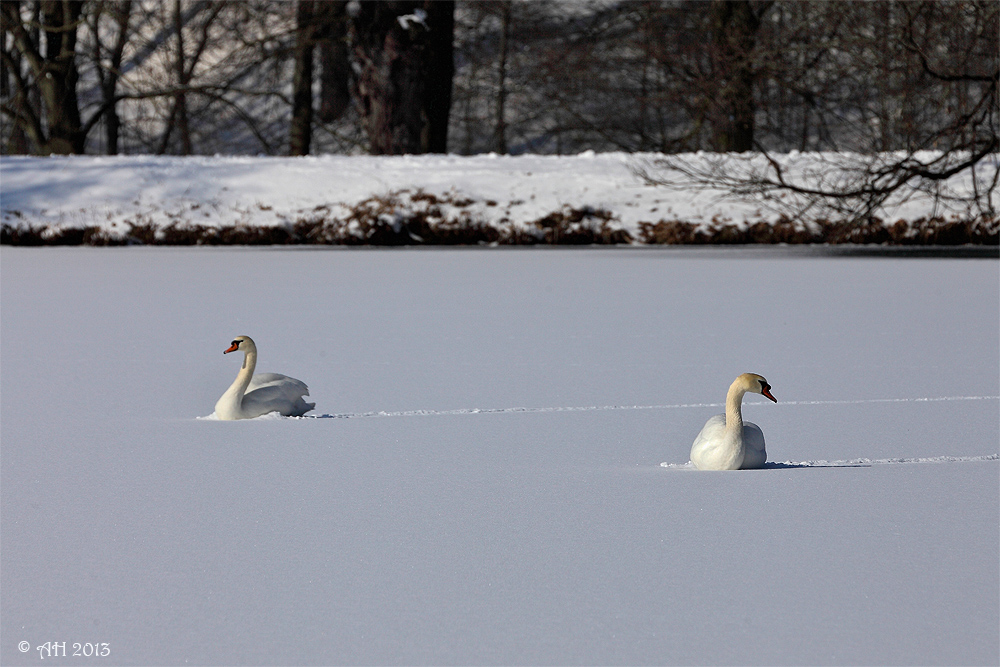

left=2, top=246, right=997, bottom=665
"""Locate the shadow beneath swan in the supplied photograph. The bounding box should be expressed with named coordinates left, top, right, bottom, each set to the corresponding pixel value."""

left=661, top=461, right=873, bottom=470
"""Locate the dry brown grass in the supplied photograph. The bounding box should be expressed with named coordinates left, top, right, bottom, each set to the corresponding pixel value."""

left=3, top=192, right=995, bottom=247
left=637, top=215, right=998, bottom=246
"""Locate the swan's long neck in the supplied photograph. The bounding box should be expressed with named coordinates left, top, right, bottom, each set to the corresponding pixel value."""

left=725, top=378, right=746, bottom=434
left=228, top=349, right=257, bottom=402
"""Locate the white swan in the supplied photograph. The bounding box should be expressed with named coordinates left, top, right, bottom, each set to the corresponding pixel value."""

left=690, top=373, right=776, bottom=470
left=214, top=335, right=315, bottom=420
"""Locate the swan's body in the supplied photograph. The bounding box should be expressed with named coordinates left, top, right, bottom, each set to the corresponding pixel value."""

left=690, top=373, right=776, bottom=470
left=214, top=336, right=314, bottom=420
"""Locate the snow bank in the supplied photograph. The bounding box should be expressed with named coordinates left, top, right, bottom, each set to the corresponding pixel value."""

left=2, top=152, right=996, bottom=245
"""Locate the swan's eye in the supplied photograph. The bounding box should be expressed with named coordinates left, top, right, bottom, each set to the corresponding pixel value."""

left=231, top=340, right=240, bottom=347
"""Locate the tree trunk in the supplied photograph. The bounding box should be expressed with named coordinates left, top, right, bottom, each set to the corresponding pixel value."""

left=172, top=0, right=192, bottom=155
left=289, top=0, right=316, bottom=155
left=93, top=0, right=132, bottom=155
left=36, top=1, right=84, bottom=153
left=709, top=0, right=762, bottom=153
left=0, top=0, right=89, bottom=154
left=491, top=1, right=511, bottom=154
left=1, top=17, right=9, bottom=99
left=350, top=0, right=454, bottom=155
left=316, top=0, right=350, bottom=124
left=422, top=0, right=453, bottom=153
left=107, top=1, right=130, bottom=154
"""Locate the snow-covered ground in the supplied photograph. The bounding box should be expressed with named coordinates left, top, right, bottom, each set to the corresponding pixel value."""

left=1, top=246, right=997, bottom=665
left=2, top=152, right=996, bottom=242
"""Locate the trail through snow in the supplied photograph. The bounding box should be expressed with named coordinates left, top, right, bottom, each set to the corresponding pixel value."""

left=662, top=454, right=1000, bottom=469
left=258, top=395, right=1000, bottom=469
left=295, top=393, right=998, bottom=420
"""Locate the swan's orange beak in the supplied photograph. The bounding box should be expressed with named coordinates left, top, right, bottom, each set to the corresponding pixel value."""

left=224, top=342, right=239, bottom=354
left=761, top=387, right=777, bottom=402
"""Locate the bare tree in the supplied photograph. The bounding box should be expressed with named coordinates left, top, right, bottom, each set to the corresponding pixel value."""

left=316, top=0, right=350, bottom=125
left=349, top=0, right=454, bottom=154
left=707, top=0, right=771, bottom=152
left=289, top=0, right=315, bottom=155
left=3, top=0, right=994, bottom=166
left=631, top=0, right=997, bottom=223
left=2, top=0, right=86, bottom=154
left=87, top=0, right=133, bottom=155
left=118, top=1, right=292, bottom=155
left=153, top=0, right=226, bottom=154
left=490, top=0, right=511, bottom=153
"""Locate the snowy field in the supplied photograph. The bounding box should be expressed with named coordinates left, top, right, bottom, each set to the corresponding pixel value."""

left=1, top=246, right=998, bottom=666
left=2, top=152, right=996, bottom=244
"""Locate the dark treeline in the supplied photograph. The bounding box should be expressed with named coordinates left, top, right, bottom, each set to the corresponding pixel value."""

left=1, top=0, right=997, bottom=159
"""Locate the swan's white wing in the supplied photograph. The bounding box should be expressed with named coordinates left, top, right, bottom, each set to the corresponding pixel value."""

left=691, top=414, right=727, bottom=449
left=690, top=414, right=739, bottom=470
left=243, top=373, right=315, bottom=417
left=249, top=372, right=308, bottom=395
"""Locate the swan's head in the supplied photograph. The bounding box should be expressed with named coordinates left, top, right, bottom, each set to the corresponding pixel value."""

left=223, top=335, right=256, bottom=355
left=740, top=372, right=777, bottom=402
